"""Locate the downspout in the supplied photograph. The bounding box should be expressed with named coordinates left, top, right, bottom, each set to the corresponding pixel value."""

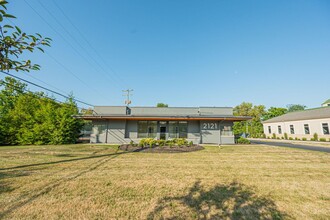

left=105, top=120, right=109, bottom=143
left=219, top=120, right=224, bottom=146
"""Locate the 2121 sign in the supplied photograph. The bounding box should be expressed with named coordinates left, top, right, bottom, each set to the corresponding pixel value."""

left=202, top=122, right=218, bottom=130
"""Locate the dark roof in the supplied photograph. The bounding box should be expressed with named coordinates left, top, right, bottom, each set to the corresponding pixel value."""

left=262, top=106, right=330, bottom=123
left=75, top=114, right=251, bottom=121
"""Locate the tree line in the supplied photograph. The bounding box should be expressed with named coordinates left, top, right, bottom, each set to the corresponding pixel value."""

left=233, top=102, right=306, bottom=137
left=0, top=77, right=84, bottom=145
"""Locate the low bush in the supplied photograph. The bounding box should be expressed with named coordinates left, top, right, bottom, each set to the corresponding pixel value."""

left=310, top=138, right=315, bottom=141
left=295, top=137, right=300, bottom=141
left=313, top=133, right=318, bottom=141
left=276, top=137, right=280, bottom=139
left=284, top=133, right=288, bottom=140
left=189, top=141, right=193, bottom=147
left=237, top=137, right=250, bottom=144
left=302, top=137, right=307, bottom=141
left=262, top=133, right=266, bottom=138
left=281, top=136, right=284, bottom=139
left=272, top=133, right=276, bottom=139
left=289, top=137, right=293, bottom=140
left=138, top=138, right=190, bottom=148
left=319, top=138, right=326, bottom=142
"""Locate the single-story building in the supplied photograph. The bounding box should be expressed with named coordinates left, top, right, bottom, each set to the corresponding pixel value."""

left=76, top=106, right=251, bottom=145
left=262, top=106, right=330, bottom=139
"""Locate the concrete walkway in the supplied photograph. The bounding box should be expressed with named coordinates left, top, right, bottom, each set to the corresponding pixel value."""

left=250, top=139, right=330, bottom=153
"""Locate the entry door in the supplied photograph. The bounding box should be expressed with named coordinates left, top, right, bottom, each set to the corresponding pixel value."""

left=160, top=126, right=166, bottom=140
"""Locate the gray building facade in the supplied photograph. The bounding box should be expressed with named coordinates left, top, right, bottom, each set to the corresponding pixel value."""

left=78, top=106, right=250, bottom=145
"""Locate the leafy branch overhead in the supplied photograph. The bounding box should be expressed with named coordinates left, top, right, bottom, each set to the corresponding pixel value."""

left=0, top=0, right=51, bottom=72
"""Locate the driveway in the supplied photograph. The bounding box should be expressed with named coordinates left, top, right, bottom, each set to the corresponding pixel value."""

left=250, top=140, right=330, bottom=153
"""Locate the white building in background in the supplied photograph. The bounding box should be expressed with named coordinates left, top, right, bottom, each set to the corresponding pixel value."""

left=262, top=106, right=330, bottom=140
left=322, top=99, right=330, bottom=107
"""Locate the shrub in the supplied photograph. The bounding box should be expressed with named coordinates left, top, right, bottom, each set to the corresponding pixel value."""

left=281, top=136, right=284, bottom=139
left=313, top=133, right=318, bottom=141
left=284, top=133, right=288, bottom=140
left=130, top=140, right=134, bottom=146
left=276, top=137, right=280, bottom=139
left=294, top=137, right=300, bottom=141
left=310, top=138, right=314, bottom=141
left=272, top=133, right=276, bottom=139
left=176, top=138, right=188, bottom=146
left=237, top=137, right=250, bottom=144
left=262, top=133, right=266, bottom=138
left=319, top=138, right=326, bottom=142
left=302, top=137, right=307, bottom=141
left=267, top=136, right=270, bottom=139
left=139, top=138, right=157, bottom=148
left=289, top=137, right=293, bottom=140
left=158, top=139, right=166, bottom=147
left=139, top=139, right=146, bottom=147
left=189, top=141, right=193, bottom=147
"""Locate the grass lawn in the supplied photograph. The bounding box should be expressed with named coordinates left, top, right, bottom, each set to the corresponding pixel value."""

left=0, top=144, right=329, bottom=219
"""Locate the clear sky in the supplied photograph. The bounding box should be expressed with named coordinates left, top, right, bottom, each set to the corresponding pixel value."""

left=4, top=0, right=330, bottom=109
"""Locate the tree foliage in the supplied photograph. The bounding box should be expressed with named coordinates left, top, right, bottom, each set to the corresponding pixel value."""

left=233, top=102, right=266, bottom=138
left=0, top=1, right=51, bottom=72
left=286, top=104, right=306, bottom=113
left=263, top=107, right=287, bottom=121
left=157, top=103, right=168, bottom=107
left=0, top=77, right=83, bottom=145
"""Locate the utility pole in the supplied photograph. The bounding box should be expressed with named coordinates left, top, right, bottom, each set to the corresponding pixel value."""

left=122, top=89, right=133, bottom=106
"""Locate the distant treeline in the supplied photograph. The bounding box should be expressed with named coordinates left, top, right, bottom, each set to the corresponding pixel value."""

left=0, top=77, right=84, bottom=145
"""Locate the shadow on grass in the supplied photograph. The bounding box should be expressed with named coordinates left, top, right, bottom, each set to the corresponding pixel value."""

left=148, top=181, right=290, bottom=220
left=0, top=151, right=130, bottom=171
left=0, top=151, right=124, bottom=218
left=0, top=171, right=29, bottom=194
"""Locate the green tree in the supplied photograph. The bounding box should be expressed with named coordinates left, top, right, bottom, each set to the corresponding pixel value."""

left=0, top=77, right=83, bottom=145
left=233, top=102, right=266, bottom=138
left=286, top=104, right=306, bottom=112
left=263, top=107, right=287, bottom=121
left=157, top=103, right=168, bottom=107
left=0, top=1, right=51, bottom=72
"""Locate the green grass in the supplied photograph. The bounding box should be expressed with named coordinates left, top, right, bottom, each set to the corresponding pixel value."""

left=0, top=144, right=329, bottom=219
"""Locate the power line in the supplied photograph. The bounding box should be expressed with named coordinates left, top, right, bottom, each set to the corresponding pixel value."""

left=37, top=0, right=123, bottom=88
left=0, top=71, right=94, bottom=107
left=4, top=17, right=109, bottom=103
left=51, top=0, right=125, bottom=84
left=0, top=79, right=96, bottom=113
left=25, top=0, right=122, bottom=91
left=122, top=89, right=133, bottom=106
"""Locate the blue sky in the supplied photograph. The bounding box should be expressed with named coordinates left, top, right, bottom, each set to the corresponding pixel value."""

left=4, top=0, right=330, bottom=109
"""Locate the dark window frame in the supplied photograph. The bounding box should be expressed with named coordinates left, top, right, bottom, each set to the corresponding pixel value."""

left=304, top=124, right=310, bottom=135
left=290, top=125, right=295, bottom=134
left=322, top=123, right=329, bottom=135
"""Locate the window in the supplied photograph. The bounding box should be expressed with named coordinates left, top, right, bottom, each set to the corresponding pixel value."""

left=278, top=126, right=282, bottom=134
left=169, top=121, right=188, bottom=138
left=268, top=126, right=271, bottom=134
left=137, top=121, right=157, bottom=138
left=93, top=124, right=107, bottom=135
left=304, top=124, right=310, bottom=134
left=290, top=125, right=294, bottom=134
left=221, top=125, right=232, bottom=136
left=322, top=123, right=329, bottom=135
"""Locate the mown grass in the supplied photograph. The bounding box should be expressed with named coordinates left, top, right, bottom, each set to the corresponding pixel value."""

left=0, top=144, right=329, bottom=219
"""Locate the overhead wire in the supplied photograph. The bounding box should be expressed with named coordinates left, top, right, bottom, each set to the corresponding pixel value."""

left=22, top=0, right=113, bottom=102
left=0, top=71, right=94, bottom=107
left=37, top=0, right=124, bottom=88
left=4, top=17, right=109, bottom=103
left=0, top=79, right=97, bottom=114
left=51, top=0, right=125, bottom=84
